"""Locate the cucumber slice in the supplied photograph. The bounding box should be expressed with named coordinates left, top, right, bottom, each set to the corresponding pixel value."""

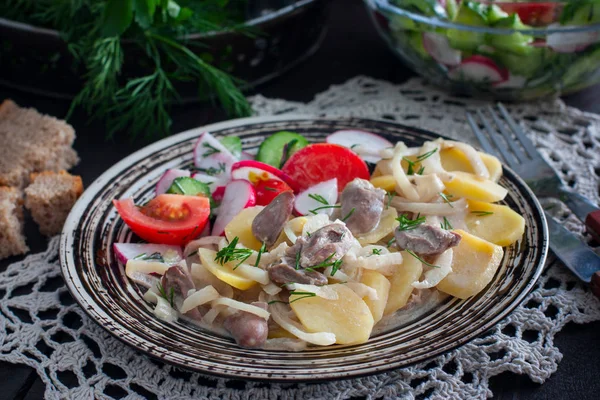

left=167, top=177, right=211, bottom=197
left=489, top=14, right=534, bottom=56
left=447, top=2, right=487, bottom=51
left=485, top=5, right=509, bottom=24
left=496, top=47, right=549, bottom=78
left=562, top=47, right=600, bottom=88
left=561, top=4, right=600, bottom=25
left=446, top=0, right=458, bottom=21
left=219, top=136, right=242, bottom=158
left=256, top=131, right=309, bottom=168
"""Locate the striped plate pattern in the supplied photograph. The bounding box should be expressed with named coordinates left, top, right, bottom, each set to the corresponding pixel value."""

left=60, top=117, right=548, bottom=382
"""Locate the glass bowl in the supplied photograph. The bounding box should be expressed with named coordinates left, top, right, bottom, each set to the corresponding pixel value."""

left=364, top=0, right=600, bottom=100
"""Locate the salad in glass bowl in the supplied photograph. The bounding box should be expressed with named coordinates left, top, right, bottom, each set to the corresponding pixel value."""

left=112, top=130, right=526, bottom=350
left=365, top=0, right=600, bottom=100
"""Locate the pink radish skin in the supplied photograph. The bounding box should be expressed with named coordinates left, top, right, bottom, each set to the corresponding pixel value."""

left=113, top=243, right=183, bottom=265
left=211, top=180, right=257, bottom=236
left=212, top=186, right=226, bottom=202
left=192, top=172, right=229, bottom=196
left=294, top=178, right=339, bottom=216
left=193, top=132, right=237, bottom=177
left=546, top=24, right=600, bottom=53
left=231, top=160, right=299, bottom=192
left=448, top=55, right=508, bottom=84
left=326, top=130, right=393, bottom=164
left=423, top=32, right=462, bottom=66
left=155, top=169, right=190, bottom=195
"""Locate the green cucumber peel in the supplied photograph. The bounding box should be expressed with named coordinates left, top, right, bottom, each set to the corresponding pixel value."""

left=219, top=136, right=242, bottom=158
left=256, top=131, right=309, bottom=168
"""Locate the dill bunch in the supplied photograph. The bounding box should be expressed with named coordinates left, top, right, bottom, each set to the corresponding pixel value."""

left=0, top=0, right=253, bottom=139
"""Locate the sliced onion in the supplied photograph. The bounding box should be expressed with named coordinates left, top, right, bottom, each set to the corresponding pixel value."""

left=259, top=242, right=289, bottom=266
left=323, top=266, right=351, bottom=282
left=412, top=174, right=446, bottom=203
left=190, top=263, right=234, bottom=298
left=391, top=197, right=467, bottom=216
left=184, top=236, right=222, bottom=257
left=211, top=298, right=270, bottom=320
left=180, top=285, right=220, bottom=313
left=361, top=252, right=403, bottom=276
left=444, top=140, right=489, bottom=179
left=234, top=263, right=270, bottom=285
left=417, top=140, right=454, bottom=182
left=203, top=305, right=226, bottom=326
left=143, top=289, right=178, bottom=322
left=127, top=271, right=160, bottom=289
left=285, top=284, right=339, bottom=300
left=262, top=282, right=283, bottom=296
left=126, top=259, right=170, bottom=279
left=302, top=213, right=331, bottom=237
left=392, top=142, right=419, bottom=201
left=345, top=282, right=379, bottom=301
left=412, top=248, right=454, bottom=289
left=269, top=299, right=336, bottom=346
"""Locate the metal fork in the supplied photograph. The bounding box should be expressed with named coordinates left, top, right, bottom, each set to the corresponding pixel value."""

left=467, top=104, right=600, bottom=286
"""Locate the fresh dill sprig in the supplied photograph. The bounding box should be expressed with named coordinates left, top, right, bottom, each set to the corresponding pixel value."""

left=214, top=237, right=252, bottom=268
left=406, top=250, right=440, bottom=269
left=441, top=217, right=453, bottom=230
left=439, top=192, right=454, bottom=207
left=134, top=252, right=165, bottom=262
left=289, top=291, right=317, bottom=303
left=341, top=208, right=356, bottom=222
left=264, top=187, right=277, bottom=192
left=417, top=148, right=438, bottom=161
left=330, top=259, right=342, bottom=276
left=417, top=166, right=425, bottom=175
left=157, top=282, right=175, bottom=307
left=372, top=248, right=382, bottom=256
left=396, top=213, right=426, bottom=231
left=309, top=205, right=340, bottom=215
left=254, top=242, right=267, bottom=268
left=308, top=193, right=329, bottom=205
left=295, top=250, right=301, bottom=270
left=202, top=142, right=221, bottom=157
left=195, top=162, right=226, bottom=176
left=386, top=191, right=396, bottom=209
left=387, top=238, right=396, bottom=248
left=402, top=149, right=437, bottom=175
left=471, top=210, right=494, bottom=216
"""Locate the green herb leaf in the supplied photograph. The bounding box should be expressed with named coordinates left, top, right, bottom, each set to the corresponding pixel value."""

left=471, top=210, right=494, bottom=216
left=289, top=291, right=317, bottom=303
left=439, top=192, right=454, bottom=207
left=308, top=193, right=329, bottom=205
left=254, top=242, right=267, bottom=268
left=386, top=191, right=396, bottom=209
left=214, top=237, right=252, bottom=268
left=309, top=205, right=340, bottom=215
left=372, top=248, right=382, bottom=256
left=396, top=213, right=426, bottom=231
left=341, top=208, right=356, bottom=222
left=133, top=0, right=157, bottom=28
left=295, top=250, right=301, bottom=270
left=264, top=187, right=277, bottom=192
left=441, top=217, right=453, bottom=230
left=386, top=238, right=396, bottom=248
left=102, top=0, right=134, bottom=37
left=202, top=142, right=221, bottom=157
left=406, top=249, right=440, bottom=269
left=416, top=148, right=437, bottom=161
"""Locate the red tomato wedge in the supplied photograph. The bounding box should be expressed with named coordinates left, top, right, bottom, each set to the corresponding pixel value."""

left=113, top=194, right=210, bottom=245
left=498, top=3, right=561, bottom=26
left=254, top=178, right=293, bottom=206
left=281, top=143, right=370, bottom=192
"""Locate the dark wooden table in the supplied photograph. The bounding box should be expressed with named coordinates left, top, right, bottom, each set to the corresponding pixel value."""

left=1, top=0, right=599, bottom=398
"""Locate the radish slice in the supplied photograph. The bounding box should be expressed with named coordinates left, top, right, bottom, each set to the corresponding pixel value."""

left=212, top=186, right=226, bottom=202
left=193, top=132, right=237, bottom=177
left=156, top=169, right=190, bottom=195
left=326, top=130, right=393, bottom=164
left=448, top=55, right=508, bottom=84
left=113, top=243, right=183, bottom=265
left=192, top=172, right=229, bottom=197
left=423, top=32, right=462, bottom=67
left=211, top=180, right=257, bottom=236
left=231, top=160, right=299, bottom=192
left=547, top=24, right=599, bottom=53
left=294, top=178, right=338, bottom=216
left=494, top=74, right=528, bottom=89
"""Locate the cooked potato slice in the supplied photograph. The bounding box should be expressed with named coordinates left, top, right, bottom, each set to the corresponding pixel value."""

left=440, top=147, right=503, bottom=182
left=444, top=171, right=508, bottom=203
left=436, top=230, right=503, bottom=299
left=224, top=206, right=265, bottom=251
left=384, top=251, right=423, bottom=316
left=290, top=284, right=374, bottom=345
left=360, top=270, right=391, bottom=323
left=357, top=208, right=398, bottom=245
left=197, top=248, right=257, bottom=290
left=466, top=200, right=525, bottom=246
left=370, top=175, right=396, bottom=192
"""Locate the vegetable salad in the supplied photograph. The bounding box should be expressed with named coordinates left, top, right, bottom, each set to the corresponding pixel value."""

left=372, top=0, right=600, bottom=98
left=113, top=129, right=525, bottom=350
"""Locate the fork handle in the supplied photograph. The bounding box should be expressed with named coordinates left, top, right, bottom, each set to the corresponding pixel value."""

left=557, top=187, right=600, bottom=241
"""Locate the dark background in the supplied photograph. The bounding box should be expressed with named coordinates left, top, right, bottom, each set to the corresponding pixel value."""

left=1, top=0, right=599, bottom=398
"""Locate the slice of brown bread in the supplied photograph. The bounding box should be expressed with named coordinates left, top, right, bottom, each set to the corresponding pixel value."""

left=0, top=100, right=79, bottom=187
left=0, top=186, right=29, bottom=259
left=25, top=171, right=84, bottom=236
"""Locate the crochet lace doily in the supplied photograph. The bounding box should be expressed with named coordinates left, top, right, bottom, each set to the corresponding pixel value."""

left=1, top=77, right=600, bottom=400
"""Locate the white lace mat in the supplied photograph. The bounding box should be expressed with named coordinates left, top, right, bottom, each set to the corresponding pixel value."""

left=1, top=77, right=600, bottom=400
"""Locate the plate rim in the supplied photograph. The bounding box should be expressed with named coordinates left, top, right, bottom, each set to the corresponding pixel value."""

left=59, top=115, right=548, bottom=382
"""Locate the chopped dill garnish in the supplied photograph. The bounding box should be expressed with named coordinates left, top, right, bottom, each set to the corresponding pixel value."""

left=406, top=250, right=440, bottom=268
left=309, top=205, right=340, bottom=215
left=416, top=148, right=438, bottom=161
left=330, top=259, right=342, bottom=276
left=295, top=250, right=301, bottom=270
left=289, top=291, right=317, bottom=303
left=196, top=162, right=226, bottom=176
left=157, top=282, right=175, bottom=307
left=341, top=208, right=356, bottom=222
left=417, top=166, right=425, bottom=175
left=350, top=144, right=360, bottom=150
left=439, top=192, right=454, bottom=207
left=214, top=237, right=252, bottom=268
left=396, top=213, right=426, bottom=231
left=202, top=142, right=221, bottom=157
left=471, top=210, right=494, bottom=216
left=402, top=157, right=416, bottom=175
left=402, top=149, right=437, bottom=176
left=308, top=193, right=329, bottom=205
left=386, top=191, right=396, bottom=209
left=372, top=248, right=382, bottom=255
left=306, top=231, right=312, bottom=238
left=254, top=242, right=267, bottom=268
left=386, top=238, right=396, bottom=248
left=264, top=187, right=277, bottom=192
left=441, top=217, right=453, bottom=230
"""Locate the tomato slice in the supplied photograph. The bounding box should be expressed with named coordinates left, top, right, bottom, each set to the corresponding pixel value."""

left=113, top=194, right=210, bottom=245
left=498, top=3, right=561, bottom=26
left=254, top=178, right=293, bottom=206
left=281, top=143, right=370, bottom=192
